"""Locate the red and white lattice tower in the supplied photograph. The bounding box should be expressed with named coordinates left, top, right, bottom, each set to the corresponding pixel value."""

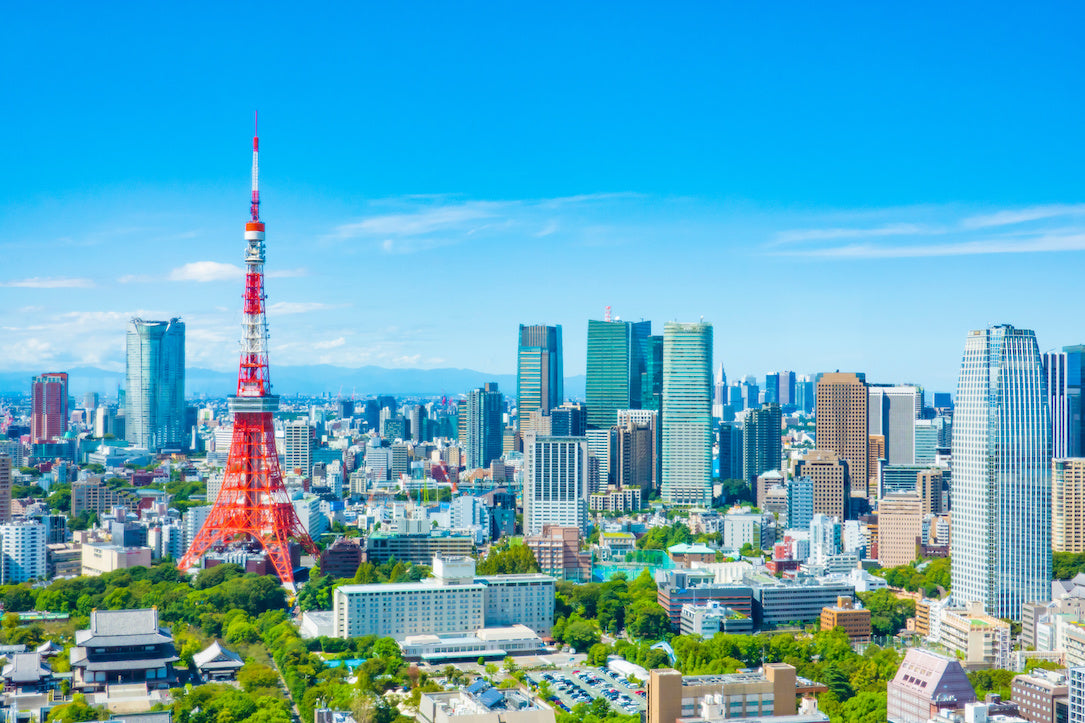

left=178, top=119, right=319, bottom=589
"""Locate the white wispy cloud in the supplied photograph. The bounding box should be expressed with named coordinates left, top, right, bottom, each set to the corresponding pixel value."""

left=329, top=204, right=501, bottom=240
left=313, top=337, right=346, bottom=350
left=772, top=223, right=935, bottom=245
left=779, top=232, right=1085, bottom=259
left=961, top=204, right=1085, bottom=230
left=0, top=277, right=95, bottom=288
left=168, top=262, right=243, bottom=282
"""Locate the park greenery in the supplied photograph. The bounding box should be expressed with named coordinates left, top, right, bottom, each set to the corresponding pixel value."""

left=297, top=559, right=430, bottom=611
left=1053, top=551, right=1085, bottom=580
left=874, top=557, right=951, bottom=598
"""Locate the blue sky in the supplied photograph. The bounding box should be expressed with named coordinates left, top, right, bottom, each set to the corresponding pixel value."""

left=2, top=3, right=1084, bottom=394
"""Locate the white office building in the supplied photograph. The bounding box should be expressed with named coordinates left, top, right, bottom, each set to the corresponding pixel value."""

left=661, top=322, right=713, bottom=506
left=951, top=324, right=1051, bottom=620
left=523, top=434, right=590, bottom=536
left=333, top=556, right=554, bottom=640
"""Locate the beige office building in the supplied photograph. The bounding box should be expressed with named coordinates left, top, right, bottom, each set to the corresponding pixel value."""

left=868, top=434, right=885, bottom=498
left=878, top=492, right=922, bottom=568
left=795, top=449, right=848, bottom=521
left=815, top=372, right=869, bottom=500
left=1053, top=458, right=1085, bottom=553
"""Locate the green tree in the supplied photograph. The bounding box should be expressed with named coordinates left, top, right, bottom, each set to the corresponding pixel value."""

left=46, top=694, right=107, bottom=722
left=587, top=643, right=610, bottom=666
left=476, top=544, right=541, bottom=575
left=562, top=619, right=601, bottom=652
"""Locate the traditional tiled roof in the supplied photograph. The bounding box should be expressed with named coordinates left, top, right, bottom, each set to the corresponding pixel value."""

left=193, top=641, right=243, bottom=670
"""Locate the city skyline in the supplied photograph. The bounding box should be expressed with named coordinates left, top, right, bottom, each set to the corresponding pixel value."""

left=4, top=5, right=1085, bottom=396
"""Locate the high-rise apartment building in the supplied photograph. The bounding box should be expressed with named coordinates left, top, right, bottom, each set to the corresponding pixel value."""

left=611, top=410, right=657, bottom=493
left=0, top=521, right=46, bottom=584
left=465, top=383, right=504, bottom=470
left=815, top=372, right=869, bottom=504
left=585, top=319, right=651, bottom=430
left=125, top=318, right=185, bottom=452
left=951, top=324, right=1051, bottom=620
left=523, top=434, right=590, bottom=535
left=516, top=324, right=563, bottom=433
left=1045, top=352, right=1080, bottom=459
left=661, top=321, right=713, bottom=506
left=283, top=420, right=315, bottom=478
left=0, top=455, right=10, bottom=525
left=742, top=403, right=782, bottom=484
left=31, top=372, right=68, bottom=443
left=1053, top=458, right=1085, bottom=553
left=868, top=384, right=921, bottom=466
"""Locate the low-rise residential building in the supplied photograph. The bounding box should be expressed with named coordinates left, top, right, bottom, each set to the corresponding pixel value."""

left=886, top=649, right=975, bottom=723
left=524, top=526, right=591, bottom=582
left=81, top=544, right=153, bottom=576
left=1011, top=669, right=1068, bottom=723
left=939, top=603, right=1012, bottom=670
left=589, top=486, right=642, bottom=513
left=819, top=596, right=871, bottom=641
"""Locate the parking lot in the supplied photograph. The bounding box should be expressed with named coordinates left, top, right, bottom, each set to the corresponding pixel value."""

left=527, top=666, right=646, bottom=716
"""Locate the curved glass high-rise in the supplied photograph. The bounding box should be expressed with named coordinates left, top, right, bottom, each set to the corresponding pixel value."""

left=125, top=318, right=186, bottom=452
left=951, top=324, right=1050, bottom=620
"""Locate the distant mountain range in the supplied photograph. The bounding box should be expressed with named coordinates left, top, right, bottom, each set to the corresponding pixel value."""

left=0, top=365, right=587, bottom=400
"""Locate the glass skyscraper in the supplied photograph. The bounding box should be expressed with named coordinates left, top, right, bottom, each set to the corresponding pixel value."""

left=585, top=319, right=651, bottom=430
left=516, top=324, right=563, bottom=430
left=661, top=321, right=713, bottom=506
left=125, top=318, right=185, bottom=452
left=951, top=324, right=1051, bottom=620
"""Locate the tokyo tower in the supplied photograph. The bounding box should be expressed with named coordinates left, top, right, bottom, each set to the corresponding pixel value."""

left=178, top=119, right=319, bottom=589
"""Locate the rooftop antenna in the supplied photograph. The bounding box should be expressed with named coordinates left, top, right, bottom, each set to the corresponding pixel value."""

left=604, top=305, right=612, bottom=322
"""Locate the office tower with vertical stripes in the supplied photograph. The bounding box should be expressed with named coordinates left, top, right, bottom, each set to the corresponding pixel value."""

left=815, top=372, right=869, bottom=506
left=585, top=318, right=651, bottom=430
left=661, top=321, right=713, bottom=505
left=1044, top=351, right=1078, bottom=458
left=517, top=324, right=563, bottom=432
left=951, top=324, right=1051, bottom=620
left=523, top=434, right=590, bottom=535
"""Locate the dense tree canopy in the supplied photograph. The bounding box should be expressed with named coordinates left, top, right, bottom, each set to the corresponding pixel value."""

left=476, top=544, right=541, bottom=575
left=876, top=557, right=950, bottom=597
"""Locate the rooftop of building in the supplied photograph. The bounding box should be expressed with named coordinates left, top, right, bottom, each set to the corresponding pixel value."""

left=75, top=608, right=172, bottom=648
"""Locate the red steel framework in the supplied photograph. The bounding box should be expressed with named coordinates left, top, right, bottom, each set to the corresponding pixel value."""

left=178, top=118, right=319, bottom=589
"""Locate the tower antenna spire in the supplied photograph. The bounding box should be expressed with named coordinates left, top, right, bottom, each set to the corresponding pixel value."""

left=251, top=111, right=260, bottom=222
